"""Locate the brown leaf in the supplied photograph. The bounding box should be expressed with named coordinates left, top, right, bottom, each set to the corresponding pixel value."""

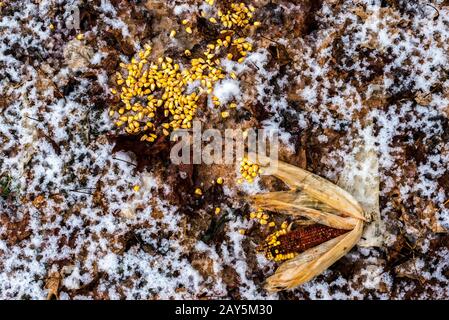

left=0, top=213, right=31, bottom=245
left=37, top=129, right=61, bottom=155
left=415, top=91, right=432, bottom=106
left=267, top=44, right=291, bottom=67
left=32, top=195, right=46, bottom=209
left=189, top=252, right=215, bottom=279
left=45, top=270, right=62, bottom=300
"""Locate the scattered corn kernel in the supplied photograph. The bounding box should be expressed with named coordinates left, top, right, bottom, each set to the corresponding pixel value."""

left=216, top=177, right=224, bottom=185
left=133, top=185, right=140, bottom=192
left=195, top=188, right=203, bottom=196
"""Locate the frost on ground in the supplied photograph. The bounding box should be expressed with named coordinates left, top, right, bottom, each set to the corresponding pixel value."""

left=1, top=0, right=449, bottom=299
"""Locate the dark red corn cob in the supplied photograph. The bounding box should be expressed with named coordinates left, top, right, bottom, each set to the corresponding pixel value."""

left=262, top=224, right=348, bottom=262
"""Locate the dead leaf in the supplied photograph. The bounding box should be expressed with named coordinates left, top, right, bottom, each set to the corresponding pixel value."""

left=415, top=91, right=432, bottom=106
left=45, top=270, right=62, bottom=300
left=32, top=195, right=46, bottom=209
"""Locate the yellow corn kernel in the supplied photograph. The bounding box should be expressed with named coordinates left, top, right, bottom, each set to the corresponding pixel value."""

left=194, top=188, right=203, bottom=196
left=216, top=177, right=224, bottom=185
left=221, top=111, right=229, bottom=118
left=169, top=30, right=176, bottom=38
left=215, top=207, right=221, bottom=215
left=133, top=185, right=140, bottom=192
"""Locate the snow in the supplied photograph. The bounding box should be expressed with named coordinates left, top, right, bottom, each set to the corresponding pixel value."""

left=213, top=79, right=241, bottom=105
left=0, top=0, right=448, bottom=300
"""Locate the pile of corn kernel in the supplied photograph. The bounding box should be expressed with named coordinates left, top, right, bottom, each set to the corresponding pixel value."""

left=237, top=157, right=262, bottom=183
left=110, top=46, right=202, bottom=141
left=109, top=1, right=260, bottom=142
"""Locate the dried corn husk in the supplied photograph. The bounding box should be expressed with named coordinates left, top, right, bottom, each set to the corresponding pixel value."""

left=251, top=191, right=357, bottom=230
left=248, top=152, right=366, bottom=221
left=248, top=153, right=367, bottom=292
left=264, top=220, right=364, bottom=291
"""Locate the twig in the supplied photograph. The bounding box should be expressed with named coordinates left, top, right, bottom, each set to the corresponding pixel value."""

left=25, top=115, right=41, bottom=122
left=259, top=34, right=282, bottom=45
left=424, top=4, right=439, bottom=21
left=68, top=189, right=94, bottom=195
left=113, top=157, right=137, bottom=167
left=249, top=60, right=260, bottom=70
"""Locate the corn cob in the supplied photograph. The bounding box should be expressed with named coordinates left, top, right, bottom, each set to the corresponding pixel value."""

left=260, top=224, right=348, bottom=262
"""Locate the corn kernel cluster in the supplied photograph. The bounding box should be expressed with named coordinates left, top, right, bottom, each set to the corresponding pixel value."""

left=262, top=228, right=295, bottom=262
left=249, top=208, right=275, bottom=227
left=263, top=220, right=294, bottom=262
left=109, top=2, right=260, bottom=141
left=238, top=157, right=262, bottom=183
left=217, top=3, right=258, bottom=29
left=110, top=45, right=203, bottom=141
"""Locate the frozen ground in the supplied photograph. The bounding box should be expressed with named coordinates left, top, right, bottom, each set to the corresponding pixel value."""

left=0, top=0, right=449, bottom=299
